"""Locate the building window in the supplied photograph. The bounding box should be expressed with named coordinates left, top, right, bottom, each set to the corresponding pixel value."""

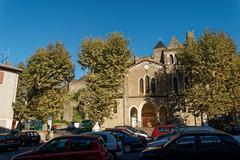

left=145, top=76, right=150, bottom=94
left=173, top=77, right=179, bottom=93
left=185, top=77, right=189, bottom=89
left=139, top=78, right=144, bottom=94
left=170, top=54, right=174, bottom=64
left=151, top=78, right=156, bottom=93
left=0, top=71, right=4, bottom=84
left=160, top=52, right=165, bottom=64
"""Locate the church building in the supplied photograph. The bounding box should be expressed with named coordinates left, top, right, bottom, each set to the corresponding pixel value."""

left=68, top=31, right=201, bottom=128
left=102, top=31, right=201, bottom=128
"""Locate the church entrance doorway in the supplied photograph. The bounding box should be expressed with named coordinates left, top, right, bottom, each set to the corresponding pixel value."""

left=141, top=103, right=156, bottom=127
left=159, top=107, right=167, bottom=125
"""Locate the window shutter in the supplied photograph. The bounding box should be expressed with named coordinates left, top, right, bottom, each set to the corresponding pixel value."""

left=0, top=71, right=4, bottom=84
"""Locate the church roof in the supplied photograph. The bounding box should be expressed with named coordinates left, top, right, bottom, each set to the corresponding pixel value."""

left=168, top=36, right=182, bottom=49
left=132, top=58, right=160, bottom=66
left=153, top=40, right=166, bottom=49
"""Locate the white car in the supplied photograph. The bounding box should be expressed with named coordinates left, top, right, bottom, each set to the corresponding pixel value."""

left=81, top=131, right=123, bottom=158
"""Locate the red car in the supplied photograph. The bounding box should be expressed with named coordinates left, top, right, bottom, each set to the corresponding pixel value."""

left=11, top=135, right=112, bottom=160
left=151, top=124, right=178, bottom=138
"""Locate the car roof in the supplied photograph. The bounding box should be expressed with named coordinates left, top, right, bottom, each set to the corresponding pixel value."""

left=55, top=135, right=101, bottom=140
left=81, top=132, right=113, bottom=136
left=22, top=131, right=38, bottom=133
left=179, top=127, right=227, bottom=136
left=115, top=125, right=132, bottom=128
left=104, top=128, right=122, bottom=131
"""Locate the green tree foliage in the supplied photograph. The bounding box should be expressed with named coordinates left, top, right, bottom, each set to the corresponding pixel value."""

left=178, top=30, right=240, bottom=119
left=78, top=32, right=132, bottom=123
left=15, top=42, right=74, bottom=122
left=14, top=63, right=32, bottom=120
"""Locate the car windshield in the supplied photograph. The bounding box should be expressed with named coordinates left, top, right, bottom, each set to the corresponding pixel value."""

left=127, top=127, right=137, bottom=132
left=121, top=130, right=135, bottom=136
left=163, top=133, right=180, bottom=147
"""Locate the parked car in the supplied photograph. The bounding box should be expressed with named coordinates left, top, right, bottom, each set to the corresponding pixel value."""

left=140, top=127, right=240, bottom=160
left=148, top=126, right=206, bottom=147
left=151, top=124, right=179, bottom=138
left=19, top=131, right=41, bottom=146
left=11, top=135, right=112, bottom=160
left=208, top=118, right=240, bottom=134
left=81, top=131, right=123, bottom=158
left=104, top=128, right=143, bottom=153
left=115, top=126, right=151, bottom=142
left=79, top=120, right=94, bottom=132
left=114, top=127, right=147, bottom=145
left=0, top=132, right=20, bottom=151
left=115, top=126, right=148, bottom=138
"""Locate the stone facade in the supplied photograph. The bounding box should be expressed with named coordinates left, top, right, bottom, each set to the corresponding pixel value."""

left=62, top=77, right=86, bottom=122
left=0, top=64, right=22, bottom=129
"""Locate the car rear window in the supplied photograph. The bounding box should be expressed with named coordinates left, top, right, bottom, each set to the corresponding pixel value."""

left=169, top=127, right=177, bottom=132
left=71, top=138, right=92, bottom=151
left=111, top=133, right=122, bottom=142
left=158, top=127, right=168, bottom=132
left=198, top=135, right=225, bottom=150
left=21, top=132, right=27, bottom=136
left=199, top=135, right=221, bottom=144
left=42, top=138, right=68, bottom=152
left=27, top=132, right=32, bottom=136
left=33, top=132, right=39, bottom=136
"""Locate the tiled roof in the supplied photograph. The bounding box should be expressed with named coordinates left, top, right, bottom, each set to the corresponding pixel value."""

left=0, top=64, right=23, bottom=73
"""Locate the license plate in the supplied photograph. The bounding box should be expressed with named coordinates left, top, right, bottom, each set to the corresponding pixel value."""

left=32, top=137, right=37, bottom=140
left=6, top=140, right=15, bottom=143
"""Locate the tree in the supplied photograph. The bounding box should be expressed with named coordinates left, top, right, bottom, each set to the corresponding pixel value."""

left=78, top=32, right=132, bottom=123
left=178, top=30, right=239, bottom=121
left=14, top=63, right=32, bottom=120
left=15, top=42, right=74, bottom=122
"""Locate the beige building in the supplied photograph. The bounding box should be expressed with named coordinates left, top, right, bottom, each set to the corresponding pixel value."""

left=0, top=64, right=22, bottom=129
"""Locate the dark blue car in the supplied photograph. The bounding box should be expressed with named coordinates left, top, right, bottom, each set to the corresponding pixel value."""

left=104, top=128, right=143, bottom=153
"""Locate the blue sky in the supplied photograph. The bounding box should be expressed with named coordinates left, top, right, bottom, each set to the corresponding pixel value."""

left=0, top=0, right=239, bottom=79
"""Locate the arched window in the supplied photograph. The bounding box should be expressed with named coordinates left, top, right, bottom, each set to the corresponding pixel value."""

left=151, top=78, right=156, bottom=93
left=130, top=107, right=138, bottom=127
left=160, top=52, right=165, bottom=64
left=139, top=78, right=144, bottom=94
left=185, top=77, right=189, bottom=89
left=170, top=54, right=174, bottom=64
left=145, top=76, right=150, bottom=93
left=173, top=77, right=178, bottom=93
